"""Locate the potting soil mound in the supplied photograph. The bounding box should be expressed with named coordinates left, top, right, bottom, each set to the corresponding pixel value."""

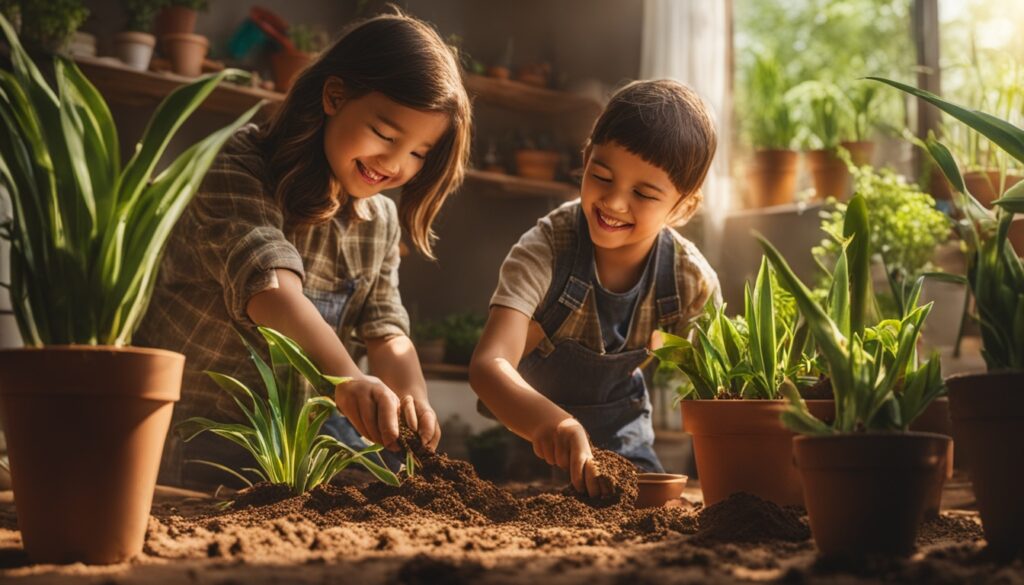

left=695, top=492, right=810, bottom=543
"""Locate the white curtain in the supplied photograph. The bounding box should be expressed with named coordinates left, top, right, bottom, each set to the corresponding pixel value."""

left=640, top=0, right=731, bottom=265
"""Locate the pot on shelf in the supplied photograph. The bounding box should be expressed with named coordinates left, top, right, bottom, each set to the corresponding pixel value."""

left=270, top=50, right=315, bottom=93
left=162, top=33, right=208, bottom=77
left=746, top=149, right=799, bottom=208
left=113, top=31, right=156, bottom=71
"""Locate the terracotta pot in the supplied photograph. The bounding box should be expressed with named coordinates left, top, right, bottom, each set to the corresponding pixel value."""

left=635, top=473, right=688, bottom=508
left=794, top=432, right=951, bottom=557
left=162, top=33, right=208, bottom=77
left=948, top=371, right=1024, bottom=555
left=515, top=149, right=561, bottom=181
left=417, top=339, right=445, bottom=365
left=112, top=31, right=155, bottom=72
left=155, top=5, right=198, bottom=40
left=0, top=346, right=182, bottom=564
left=840, top=140, right=875, bottom=168
left=681, top=399, right=834, bottom=507
left=1011, top=216, right=1024, bottom=257
left=271, top=50, right=315, bottom=93
left=909, top=397, right=954, bottom=518
left=746, top=149, right=799, bottom=207
left=805, top=149, right=850, bottom=200
left=963, top=170, right=1023, bottom=208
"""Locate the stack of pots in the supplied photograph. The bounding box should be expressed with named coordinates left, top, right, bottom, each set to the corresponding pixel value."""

left=156, top=3, right=208, bottom=77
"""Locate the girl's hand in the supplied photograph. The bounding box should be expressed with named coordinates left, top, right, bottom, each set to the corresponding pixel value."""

left=531, top=418, right=610, bottom=497
left=334, top=375, right=402, bottom=449
left=399, top=395, right=442, bottom=451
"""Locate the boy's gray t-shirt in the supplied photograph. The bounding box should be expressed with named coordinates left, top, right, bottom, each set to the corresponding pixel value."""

left=593, top=250, right=655, bottom=353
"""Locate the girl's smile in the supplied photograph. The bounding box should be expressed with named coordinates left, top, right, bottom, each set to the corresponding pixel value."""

left=356, top=160, right=390, bottom=186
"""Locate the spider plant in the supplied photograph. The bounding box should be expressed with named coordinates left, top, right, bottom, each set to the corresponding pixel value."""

left=178, top=327, right=401, bottom=494
left=758, top=195, right=946, bottom=434
left=869, top=77, right=1024, bottom=372
left=653, top=257, right=818, bottom=400
left=0, top=13, right=259, bottom=346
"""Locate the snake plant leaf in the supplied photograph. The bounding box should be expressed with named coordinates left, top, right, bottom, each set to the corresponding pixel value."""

left=993, top=179, right=1024, bottom=214
left=843, top=195, right=871, bottom=337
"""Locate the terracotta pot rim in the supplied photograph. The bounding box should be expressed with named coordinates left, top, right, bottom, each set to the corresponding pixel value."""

left=794, top=430, right=951, bottom=443
left=946, top=370, right=1024, bottom=384
left=0, top=345, right=185, bottom=360
left=637, top=473, right=688, bottom=484
left=161, top=32, right=209, bottom=47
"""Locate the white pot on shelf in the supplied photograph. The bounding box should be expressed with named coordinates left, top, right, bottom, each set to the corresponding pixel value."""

left=113, top=31, right=155, bottom=71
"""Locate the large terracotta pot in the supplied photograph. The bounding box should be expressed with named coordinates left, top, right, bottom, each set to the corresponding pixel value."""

left=746, top=149, right=799, bottom=207
left=840, top=140, right=875, bottom=168
left=0, top=347, right=183, bottom=564
left=271, top=50, right=315, bottom=93
left=948, top=371, right=1024, bottom=555
left=963, top=170, right=1023, bottom=209
left=515, top=149, right=562, bottom=181
left=681, top=399, right=834, bottom=506
left=794, top=432, right=951, bottom=557
left=805, top=149, right=850, bottom=200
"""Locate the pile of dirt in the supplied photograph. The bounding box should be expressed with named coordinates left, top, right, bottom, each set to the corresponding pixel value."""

left=694, top=492, right=810, bottom=543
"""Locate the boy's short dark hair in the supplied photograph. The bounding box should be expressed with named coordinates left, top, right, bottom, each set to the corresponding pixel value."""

left=586, top=79, right=717, bottom=199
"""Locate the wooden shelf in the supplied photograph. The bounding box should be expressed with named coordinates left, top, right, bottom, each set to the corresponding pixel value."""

left=464, top=169, right=578, bottom=200
left=421, top=362, right=470, bottom=381
left=465, top=74, right=602, bottom=117
left=73, top=55, right=283, bottom=117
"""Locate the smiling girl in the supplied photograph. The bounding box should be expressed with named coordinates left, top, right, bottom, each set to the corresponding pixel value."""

left=136, top=12, right=471, bottom=488
left=469, top=80, right=720, bottom=497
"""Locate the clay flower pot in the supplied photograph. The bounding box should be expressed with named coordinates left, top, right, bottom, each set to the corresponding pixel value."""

left=0, top=346, right=183, bottom=564
left=112, top=31, right=156, bottom=71
left=514, top=149, right=561, bottom=181
left=162, top=33, right=208, bottom=77
left=840, top=140, right=875, bottom=168
left=805, top=148, right=850, bottom=200
left=746, top=149, right=799, bottom=207
left=794, top=432, right=951, bottom=558
left=909, top=397, right=954, bottom=518
left=681, top=399, right=834, bottom=507
left=948, top=371, right=1024, bottom=555
left=271, top=50, right=316, bottom=93
left=417, top=339, right=445, bottom=365
left=155, top=5, right=198, bottom=39
left=963, top=170, right=1023, bottom=208
left=635, top=473, right=688, bottom=508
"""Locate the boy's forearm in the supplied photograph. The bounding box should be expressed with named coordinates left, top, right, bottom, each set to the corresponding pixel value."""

left=469, top=356, right=572, bottom=442
left=366, top=335, right=428, bottom=401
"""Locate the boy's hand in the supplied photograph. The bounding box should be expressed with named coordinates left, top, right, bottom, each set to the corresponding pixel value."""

left=531, top=418, right=609, bottom=497
left=334, top=376, right=402, bottom=450
left=399, top=394, right=442, bottom=451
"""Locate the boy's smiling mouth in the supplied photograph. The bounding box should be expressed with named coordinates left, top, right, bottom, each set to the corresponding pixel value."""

left=356, top=160, right=389, bottom=185
left=594, top=207, right=633, bottom=232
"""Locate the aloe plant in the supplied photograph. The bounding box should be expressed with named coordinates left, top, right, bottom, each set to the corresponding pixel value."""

left=653, top=258, right=818, bottom=400
left=0, top=13, right=259, bottom=346
left=179, top=327, right=400, bottom=494
left=758, top=195, right=945, bottom=434
left=870, top=77, right=1024, bottom=371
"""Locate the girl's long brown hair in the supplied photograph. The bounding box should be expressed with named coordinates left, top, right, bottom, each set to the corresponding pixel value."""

left=258, top=11, right=471, bottom=258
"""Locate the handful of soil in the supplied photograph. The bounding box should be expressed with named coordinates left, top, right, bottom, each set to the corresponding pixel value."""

left=563, top=448, right=638, bottom=507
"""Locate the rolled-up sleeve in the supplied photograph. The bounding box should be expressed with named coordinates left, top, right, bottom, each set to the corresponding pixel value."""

left=490, top=221, right=554, bottom=319
left=356, top=200, right=410, bottom=339
left=189, top=156, right=305, bottom=326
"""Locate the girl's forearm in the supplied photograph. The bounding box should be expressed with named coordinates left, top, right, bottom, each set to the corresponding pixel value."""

left=246, top=269, right=363, bottom=379
left=366, top=335, right=428, bottom=401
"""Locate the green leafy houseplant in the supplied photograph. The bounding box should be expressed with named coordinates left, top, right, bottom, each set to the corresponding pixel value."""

left=14, top=0, right=88, bottom=52
left=758, top=195, right=946, bottom=434
left=441, top=311, right=486, bottom=365
left=654, top=257, right=817, bottom=400
left=288, top=24, right=329, bottom=54
left=0, top=14, right=259, bottom=346
left=743, top=53, right=797, bottom=150
left=121, top=0, right=163, bottom=33
left=179, top=327, right=400, bottom=494
left=789, top=80, right=850, bottom=151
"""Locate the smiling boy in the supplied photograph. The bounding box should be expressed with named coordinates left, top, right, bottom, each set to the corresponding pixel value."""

left=469, top=80, right=721, bottom=497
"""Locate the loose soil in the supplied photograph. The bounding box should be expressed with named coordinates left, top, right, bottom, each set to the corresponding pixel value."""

left=0, top=434, right=1005, bottom=584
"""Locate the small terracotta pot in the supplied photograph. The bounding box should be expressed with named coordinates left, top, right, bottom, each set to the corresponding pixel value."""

left=270, top=50, right=315, bottom=93
left=1010, top=216, right=1024, bottom=257
left=417, top=339, right=445, bottom=365
left=948, top=371, right=1024, bottom=555
left=155, top=5, right=198, bottom=40
left=746, top=149, right=799, bottom=207
left=681, top=399, right=834, bottom=507
left=963, top=170, right=1023, bottom=209
left=515, top=149, right=561, bottom=181
left=162, top=33, right=208, bottom=77
left=794, top=432, right=951, bottom=557
left=112, top=31, right=155, bottom=71
left=805, top=149, right=850, bottom=200
left=635, top=473, right=688, bottom=508
left=0, top=346, right=183, bottom=564
left=840, top=140, right=875, bottom=168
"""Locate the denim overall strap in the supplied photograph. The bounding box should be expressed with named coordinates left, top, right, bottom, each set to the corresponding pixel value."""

left=535, top=206, right=595, bottom=340
left=653, top=228, right=683, bottom=327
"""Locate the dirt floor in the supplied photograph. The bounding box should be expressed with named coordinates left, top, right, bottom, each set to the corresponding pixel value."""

left=0, top=442, right=1019, bottom=585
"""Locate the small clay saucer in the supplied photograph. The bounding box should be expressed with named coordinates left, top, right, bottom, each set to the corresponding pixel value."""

left=635, top=473, right=689, bottom=508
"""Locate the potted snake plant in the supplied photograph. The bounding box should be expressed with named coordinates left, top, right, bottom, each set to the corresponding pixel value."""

left=742, top=53, right=799, bottom=208
left=0, top=14, right=257, bottom=564
left=653, top=258, right=829, bottom=507
left=871, top=77, right=1024, bottom=556
left=758, top=194, right=950, bottom=558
